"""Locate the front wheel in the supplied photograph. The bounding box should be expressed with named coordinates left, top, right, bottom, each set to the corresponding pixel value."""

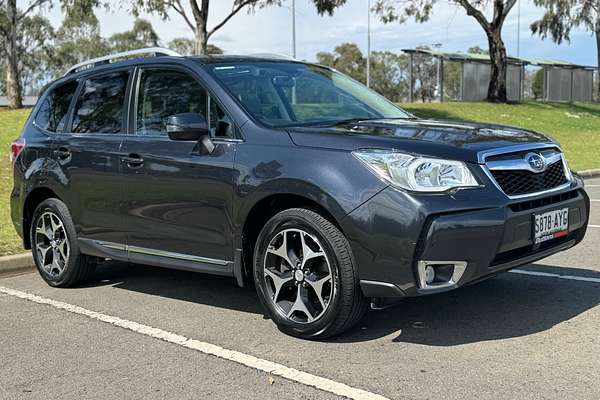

left=253, top=208, right=367, bottom=339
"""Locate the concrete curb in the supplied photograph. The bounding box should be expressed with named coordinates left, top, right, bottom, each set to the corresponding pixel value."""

left=579, top=169, right=600, bottom=179
left=0, top=253, right=35, bottom=275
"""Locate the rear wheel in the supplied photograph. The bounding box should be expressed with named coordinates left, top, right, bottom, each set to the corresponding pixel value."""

left=30, top=198, right=96, bottom=287
left=253, top=208, right=367, bottom=339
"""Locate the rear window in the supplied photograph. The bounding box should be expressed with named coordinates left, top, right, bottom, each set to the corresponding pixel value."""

left=34, top=80, right=79, bottom=133
left=72, top=71, right=129, bottom=134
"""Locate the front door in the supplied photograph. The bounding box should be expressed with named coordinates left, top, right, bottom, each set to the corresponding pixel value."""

left=121, top=67, right=238, bottom=272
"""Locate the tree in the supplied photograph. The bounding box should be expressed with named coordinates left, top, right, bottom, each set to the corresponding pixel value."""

left=369, top=51, right=409, bottom=101
left=412, top=46, right=438, bottom=102
left=167, top=37, right=223, bottom=55
left=374, top=0, right=518, bottom=102
left=109, top=18, right=159, bottom=52
left=0, top=0, right=53, bottom=108
left=531, top=0, right=600, bottom=99
left=132, top=0, right=348, bottom=55
left=47, top=7, right=109, bottom=77
left=532, top=68, right=545, bottom=99
left=316, top=43, right=366, bottom=83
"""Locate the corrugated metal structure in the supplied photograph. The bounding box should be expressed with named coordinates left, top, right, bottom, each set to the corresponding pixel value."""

left=402, top=49, right=527, bottom=102
left=402, top=49, right=597, bottom=103
left=521, top=58, right=596, bottom=102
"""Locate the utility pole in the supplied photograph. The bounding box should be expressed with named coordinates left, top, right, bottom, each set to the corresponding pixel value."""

left=367, top=0, right=371, bottom=88
left=516, top=0, right=521, bottom=57
left=291, top=0, right=297, bottom=58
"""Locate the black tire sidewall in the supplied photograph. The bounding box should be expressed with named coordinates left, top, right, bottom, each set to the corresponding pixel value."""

left=253, top=210, right=346, bottom=339
left=30, top=199, right=82, bottom=287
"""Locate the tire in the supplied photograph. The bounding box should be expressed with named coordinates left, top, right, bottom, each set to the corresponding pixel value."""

left=253, top=208, right=367, bottom=339
left=30, top=198, right=96, bottom=287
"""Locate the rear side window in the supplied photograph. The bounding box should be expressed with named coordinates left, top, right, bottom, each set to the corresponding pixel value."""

left=72, top=71, right=129, bottom=134
left=35, top=80, right=78, bottom=132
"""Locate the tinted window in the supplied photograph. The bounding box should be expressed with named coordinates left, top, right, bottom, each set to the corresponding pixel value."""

left=35, top=80, right=78, bottom=132
left=136, top=69, right=207, bottom=137
left=136, top=69, right=234, bottom=138
left=72, top=72, right=129, bottom=134
left=208, top=62, right=409, bottom=128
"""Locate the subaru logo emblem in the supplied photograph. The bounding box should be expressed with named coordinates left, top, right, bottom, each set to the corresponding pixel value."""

left=525, top=153, right=545, bottom=172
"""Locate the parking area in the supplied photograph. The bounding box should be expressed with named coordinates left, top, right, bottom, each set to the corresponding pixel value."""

left=1, top=178, right=599, bottom=400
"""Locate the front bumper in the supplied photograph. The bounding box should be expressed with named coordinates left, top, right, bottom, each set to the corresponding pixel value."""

left=341, top=176, right=590, bottom=299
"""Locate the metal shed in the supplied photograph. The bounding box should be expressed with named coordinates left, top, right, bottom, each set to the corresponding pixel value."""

left=521, top=58, right=596, bottom=102
left=402, top=49, right=527, bottom=102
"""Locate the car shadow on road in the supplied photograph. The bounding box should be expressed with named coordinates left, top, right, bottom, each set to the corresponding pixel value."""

left=92, top=261, right=599, bottom=345
left=91, top=261, right=264, bottom=315
left=331, top=264, right=600, bottom=345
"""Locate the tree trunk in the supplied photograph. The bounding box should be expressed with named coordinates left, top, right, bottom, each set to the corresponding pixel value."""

left=194, top=29, right=208, bottom=55
left=5, top=0, right=22, bottom=109
left=486, top=28, right=508, bottom=103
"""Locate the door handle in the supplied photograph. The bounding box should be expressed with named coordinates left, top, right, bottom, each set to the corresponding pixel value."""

left=123, top=154, right=144, bottom=168
left=54, top=147, right=71, bottom=160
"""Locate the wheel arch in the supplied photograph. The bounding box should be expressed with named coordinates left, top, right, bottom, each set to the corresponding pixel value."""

left=240, top=192, right=345, bottom=285
left=22, top=187, right=62, bottom=249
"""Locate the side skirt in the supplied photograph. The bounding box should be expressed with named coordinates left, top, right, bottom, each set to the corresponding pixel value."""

left=78, top=238, right=235, bottom=277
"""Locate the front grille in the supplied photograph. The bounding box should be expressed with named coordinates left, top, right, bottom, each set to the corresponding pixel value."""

left=490, top=160, right=568, bottom=196
left=509, top=190, right=578, bottom=212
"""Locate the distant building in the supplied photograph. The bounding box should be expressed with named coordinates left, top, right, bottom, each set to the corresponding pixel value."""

left=0, top=96, right=38, bottom=108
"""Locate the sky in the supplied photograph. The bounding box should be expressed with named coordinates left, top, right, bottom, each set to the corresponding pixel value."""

left=33, top=0, right=597, bottom=67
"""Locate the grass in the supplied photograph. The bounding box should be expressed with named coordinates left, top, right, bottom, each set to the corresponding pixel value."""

left=400, top=101, right=600, bottom=172
left=0, top=102, right=599, bottom=256
left=1, top=108, right=31, bottom=256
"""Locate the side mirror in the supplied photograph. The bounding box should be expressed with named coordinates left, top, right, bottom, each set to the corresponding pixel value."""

left=166, top=113, right=209, bottom=141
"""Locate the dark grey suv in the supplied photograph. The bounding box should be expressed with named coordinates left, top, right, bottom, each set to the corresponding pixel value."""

left=10, top=48, right=590, bottom=339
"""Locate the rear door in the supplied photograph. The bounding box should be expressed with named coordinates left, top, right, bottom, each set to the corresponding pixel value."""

left=51, top=69, right=132, bottom=255
left=120, top=66, right=239, bottom=271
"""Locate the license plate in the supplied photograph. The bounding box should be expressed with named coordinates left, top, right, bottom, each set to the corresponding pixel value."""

left=533, top=208, right=569, bottom=244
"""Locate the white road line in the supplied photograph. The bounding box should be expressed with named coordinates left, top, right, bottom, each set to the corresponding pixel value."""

left=585, top=184, right=600, bottom=187
left=509, top=269, right=600, bottom=283
left=0, top=286, right=388, bottom=400
left=589, top=224, right=600, bottom=228
left=591, top=199, right=600, bottom=202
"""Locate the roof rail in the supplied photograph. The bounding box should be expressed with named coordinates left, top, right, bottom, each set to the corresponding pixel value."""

left=63, top=47, right=182, bottom=76
left=248, top=53, right=296, bottom=61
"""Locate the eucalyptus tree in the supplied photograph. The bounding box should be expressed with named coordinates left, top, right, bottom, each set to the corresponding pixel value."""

left=374, top=0, right=519, bottom=102
left=1, top=0, right=54, bottom=108
left=531, top=0, right=600, bottom=97
left=130, top=0, right=347, bottom=55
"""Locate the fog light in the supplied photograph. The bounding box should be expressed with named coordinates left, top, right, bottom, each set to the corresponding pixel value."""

left=417, top=260, right=468, bottom=291
left=424, top=265, right=435, bottom=284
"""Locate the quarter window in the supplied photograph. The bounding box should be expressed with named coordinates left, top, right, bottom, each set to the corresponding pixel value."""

left=72, top=72, right=129, bottom=134
left=136, top=69, right=234, bottom=138
left=35, top=80, right=78, bottom=132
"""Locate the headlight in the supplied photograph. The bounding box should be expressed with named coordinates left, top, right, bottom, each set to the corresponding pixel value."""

left=353, top=149, right=479, bottom=192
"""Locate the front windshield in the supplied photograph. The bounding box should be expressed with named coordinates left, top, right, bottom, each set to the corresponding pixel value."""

left=207, top=62, right=410, bottom=127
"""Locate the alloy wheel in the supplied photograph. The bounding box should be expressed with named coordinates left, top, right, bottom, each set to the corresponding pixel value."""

left=34, top=211, right=70, bottom=277
left=263, top=228, right=334, bottom=323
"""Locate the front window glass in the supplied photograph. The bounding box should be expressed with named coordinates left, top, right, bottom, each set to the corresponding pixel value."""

left=207, top=62, right=409, bottom=127
left=136, top=68, right=234, bottom=138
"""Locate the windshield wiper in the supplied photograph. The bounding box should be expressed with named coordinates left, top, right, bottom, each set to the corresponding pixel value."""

left=309, top=117, right=384, bottom=127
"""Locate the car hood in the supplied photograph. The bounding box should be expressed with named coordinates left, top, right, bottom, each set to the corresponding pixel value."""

left=286, top=118, right=556, bottom=163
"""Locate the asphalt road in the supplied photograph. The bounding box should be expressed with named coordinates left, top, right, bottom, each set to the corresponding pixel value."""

left=1, top=178, right=599, bottom=400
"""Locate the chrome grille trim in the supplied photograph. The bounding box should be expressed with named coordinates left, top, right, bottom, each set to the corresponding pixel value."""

left=478, top=144, right=573, bottom=200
